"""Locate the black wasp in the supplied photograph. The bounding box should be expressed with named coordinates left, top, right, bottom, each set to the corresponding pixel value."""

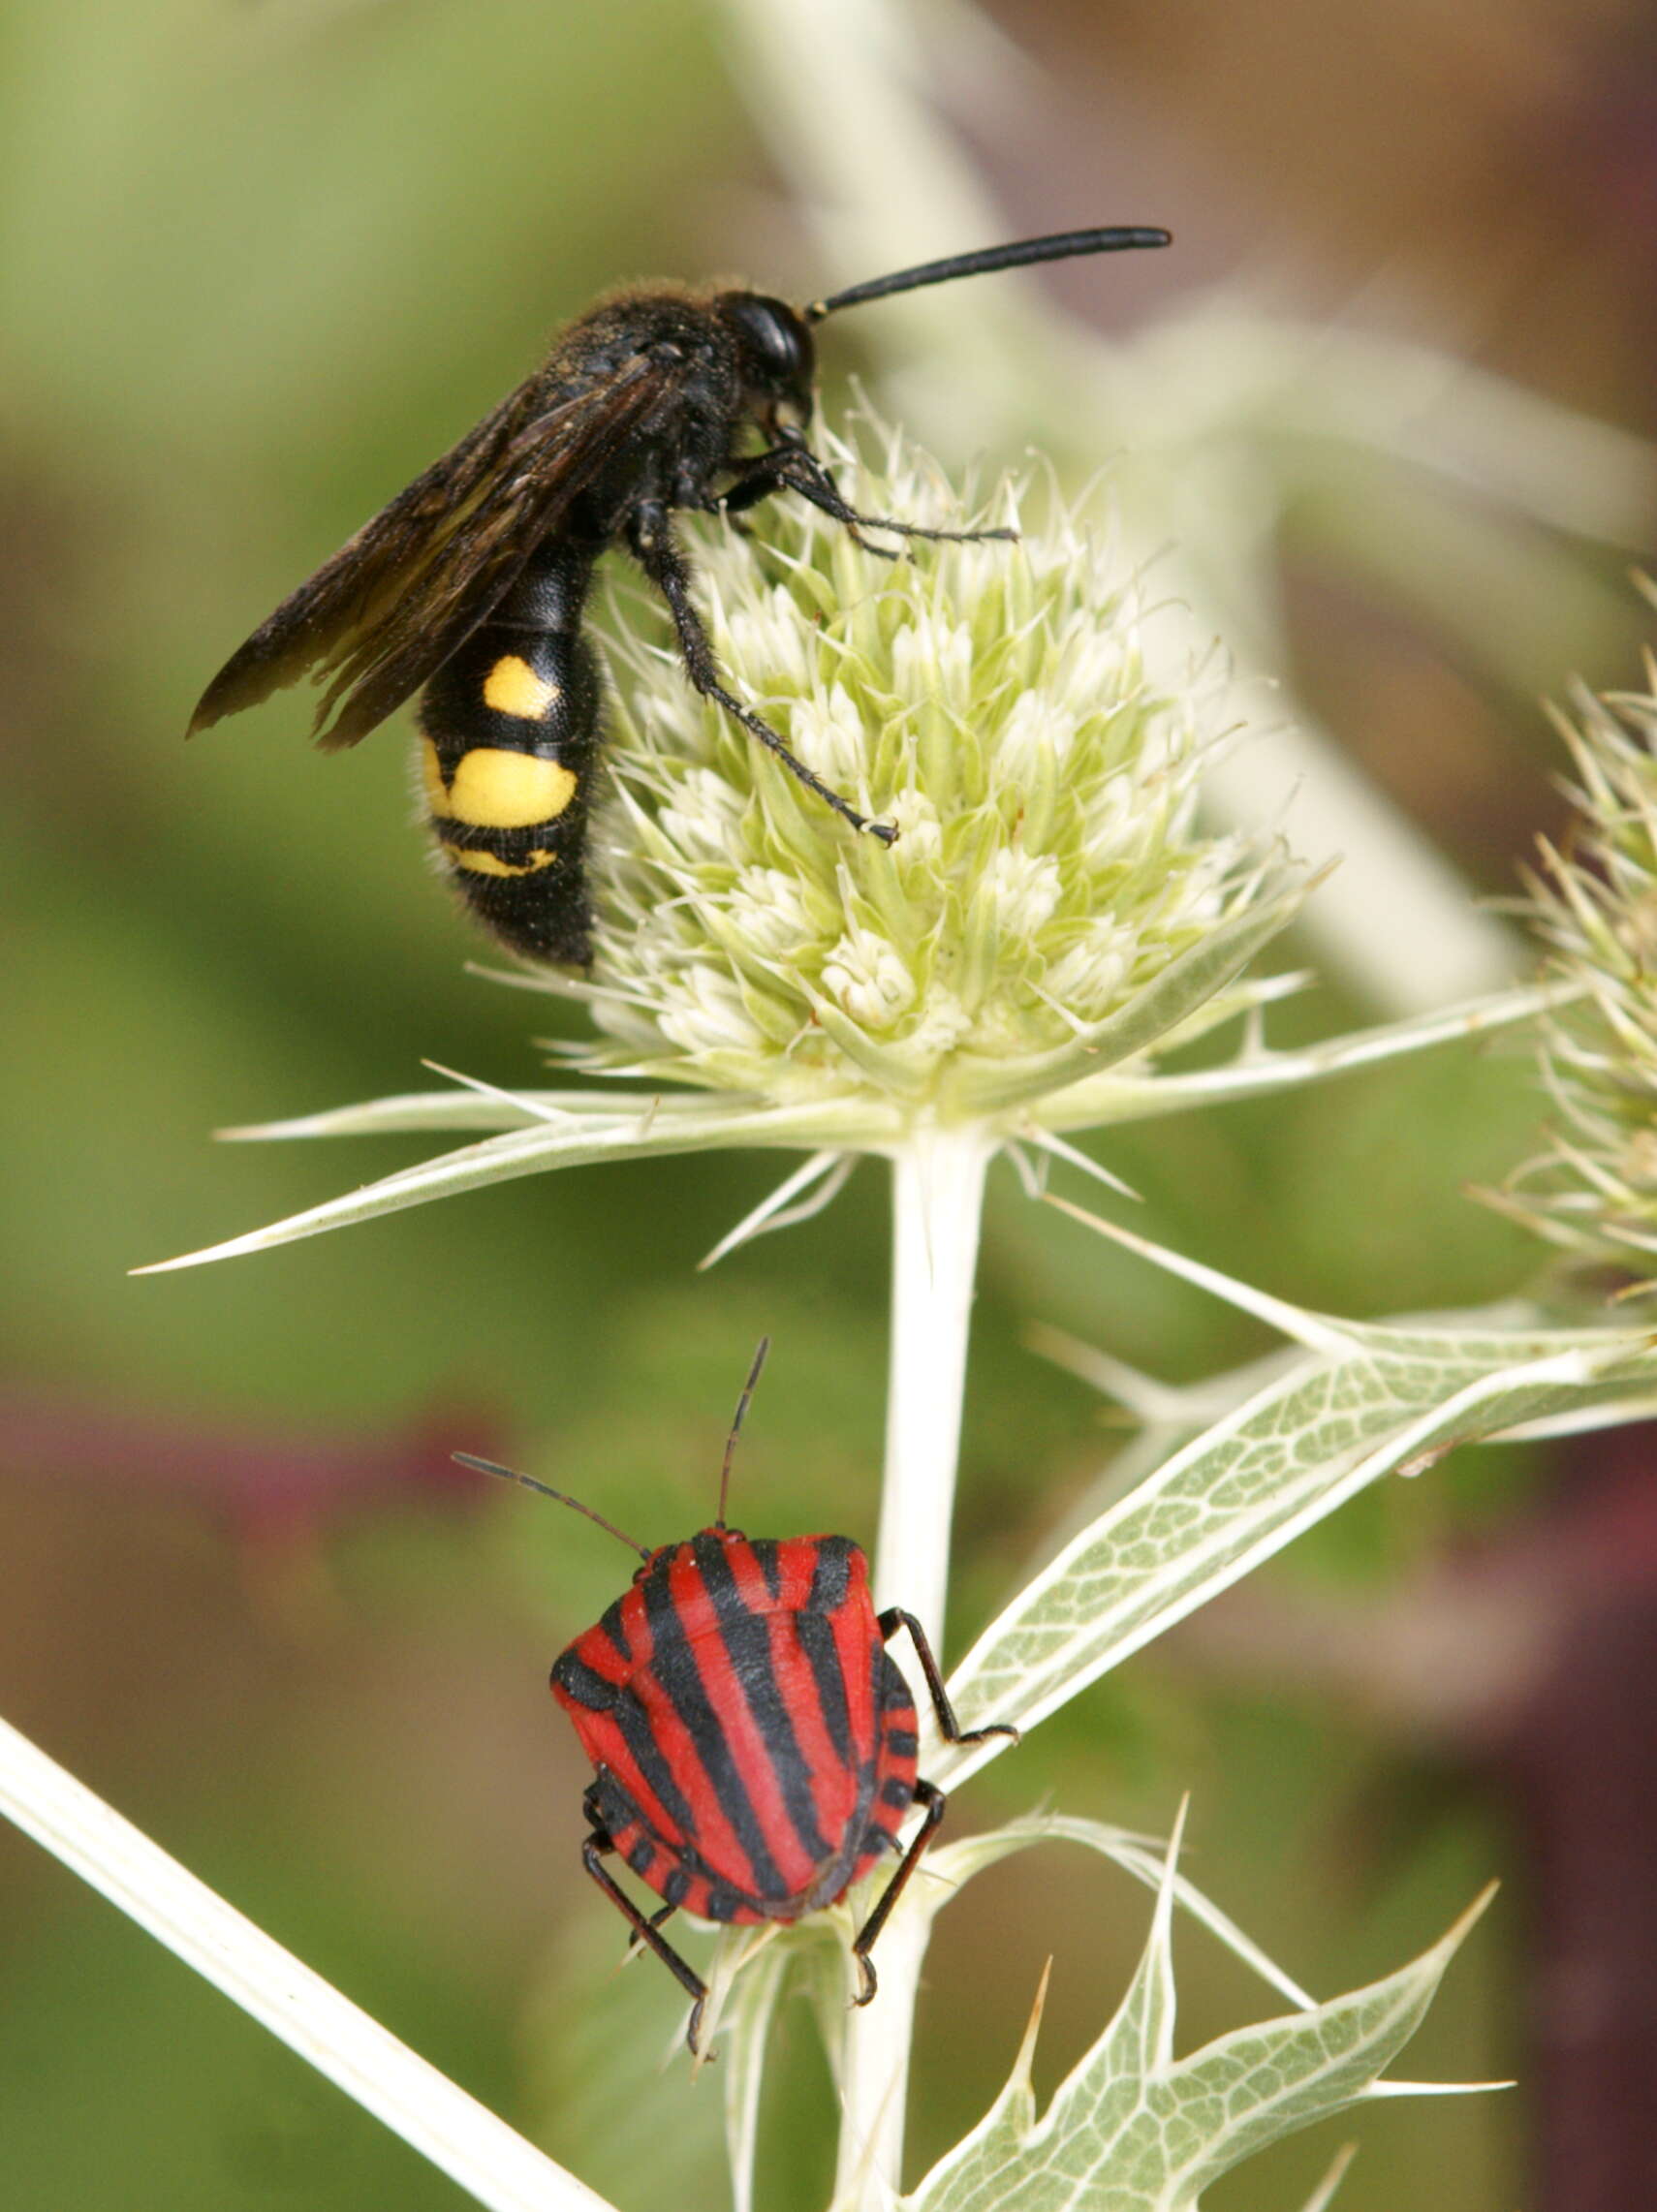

left=190, top=225, right=1170, bottom=965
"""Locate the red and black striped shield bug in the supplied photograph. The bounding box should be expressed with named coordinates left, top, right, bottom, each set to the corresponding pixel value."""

left=456, top=1341, right=1017, bottom=2053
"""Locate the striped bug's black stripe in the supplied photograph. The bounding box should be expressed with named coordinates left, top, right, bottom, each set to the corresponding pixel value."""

left=806, top=1535, right=854, bottom=1613
left=878, top=1647, right=917, bottom=1712
left=872, top=1640, right=896, bottom=1729
left=609, top=1683, right=704, bottom=1845
left=796, top=1608, right=854, bottom=1768
left=597, top=1598, right=632, bottom=1664
left=595, top=1760, right=768, bottom=1904
left=641, top=1563, right=792, bottom=1901
left=883, top=1729, right=919, bottom=1760
left=694, top=1535, right=834, bottom=1868
left=750, top=1539, right=784, bottom=1603
left=552, top=1650, right=619, bottom=1711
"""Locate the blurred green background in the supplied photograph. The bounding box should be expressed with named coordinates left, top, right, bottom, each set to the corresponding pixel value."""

left=4, top=2, right=1655, bottom=2206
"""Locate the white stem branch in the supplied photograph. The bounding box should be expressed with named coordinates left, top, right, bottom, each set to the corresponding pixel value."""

left=0, top=1715, right=614, bottom=2212
left=836, top=1127, right=993, bottom=2207
left=874, top=1129, right=993, bottom=1628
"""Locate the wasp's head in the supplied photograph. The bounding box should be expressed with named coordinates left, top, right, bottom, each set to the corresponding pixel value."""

left=716, top=291, right=817, bottom=440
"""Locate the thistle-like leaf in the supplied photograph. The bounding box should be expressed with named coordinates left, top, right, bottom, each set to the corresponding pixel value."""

left=904, top=1835, right=1492, bottom=2212
left=937, top=1205, right=1657, bottom=1784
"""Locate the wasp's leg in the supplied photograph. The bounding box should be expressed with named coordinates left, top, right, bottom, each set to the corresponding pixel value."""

left=878, top=1607, right=1021, bottom=1747
left=720, top=444, right=1017, bottom=552
left=626, top=503, right=897, bottom=844
left=716, top=448, right=898, bottom=558
left=848, top=1777, right=947, bottom=2007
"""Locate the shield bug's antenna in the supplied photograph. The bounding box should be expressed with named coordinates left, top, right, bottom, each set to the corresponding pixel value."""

left=803, top=224, right=1171, bottom=323
left=717, top=1336, right=771, bottom=1529
left=453, top=1452, right=650, bottom=1560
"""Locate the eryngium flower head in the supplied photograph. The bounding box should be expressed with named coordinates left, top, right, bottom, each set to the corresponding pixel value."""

left=142, top=418, right=1321, bottom=1275
left=1501, top=660, right=1657, bottom=1276
left=578, top=420, right=1269, bottom=1121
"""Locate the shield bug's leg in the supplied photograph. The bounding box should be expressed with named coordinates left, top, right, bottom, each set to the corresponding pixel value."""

left=580, top=1831, right=710, bottom=2053
left=877, top=1608, right=1020, bottom=1748
left=626, top=503, right=897, bottom=845
left=579, top=1772, right=688, bottom=1966
left=849, top=1778, right=947, bottom=2006
left=622, top=1899, right=679, bottom=1957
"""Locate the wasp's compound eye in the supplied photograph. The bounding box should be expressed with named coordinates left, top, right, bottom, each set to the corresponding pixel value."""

left=719, top=292, right=817, bottom=394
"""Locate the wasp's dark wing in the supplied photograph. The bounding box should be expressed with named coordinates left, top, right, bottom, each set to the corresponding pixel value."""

left=188, top=351, right=676, bottom=750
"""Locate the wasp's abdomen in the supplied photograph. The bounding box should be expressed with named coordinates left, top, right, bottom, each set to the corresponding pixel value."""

left=417, top=544, right=602, bottom=965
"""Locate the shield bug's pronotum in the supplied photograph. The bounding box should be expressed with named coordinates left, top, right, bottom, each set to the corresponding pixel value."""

left=456, top=1340, right=1017, bottom=2051
left=191, top=225, right=1169, bottom=965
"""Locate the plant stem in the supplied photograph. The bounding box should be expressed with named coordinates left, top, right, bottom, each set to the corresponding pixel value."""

left=0, top=1715, right=613, bottom=2212
left=835, top=1125, right=993, bottom=2207
left=873, top=1127, right=992, bottom=1628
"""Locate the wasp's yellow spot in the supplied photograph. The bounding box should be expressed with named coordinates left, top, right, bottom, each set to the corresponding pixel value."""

left=420, top=737, right=449, bottom=816
left=443, top=843, right=558, bottom=878
left=483, top=655, right=561, bottom=720
left=427, top=747, right=578, bottom=829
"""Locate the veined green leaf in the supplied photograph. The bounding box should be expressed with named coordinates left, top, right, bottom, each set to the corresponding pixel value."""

left=937, top=1205, right=1656, bottom=1785
left=904, top=1830, right=1492, bottom=2212
left=720, top=1812, right=1326, bottom=2212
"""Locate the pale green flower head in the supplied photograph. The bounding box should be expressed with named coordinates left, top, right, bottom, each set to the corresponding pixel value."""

left=144, top=418, right=1323, bottom=1275
left=582, top=418, right=1270, bottom=1124
left=1504, top=658, right=1657, bottom=1277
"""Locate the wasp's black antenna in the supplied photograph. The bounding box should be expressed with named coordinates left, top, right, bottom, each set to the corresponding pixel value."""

left=717, top=1336, right=771, bottom=1530
left=454, top=1452, right=650, bottom=1560
left=803, top=225, right=1171, bottom=324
